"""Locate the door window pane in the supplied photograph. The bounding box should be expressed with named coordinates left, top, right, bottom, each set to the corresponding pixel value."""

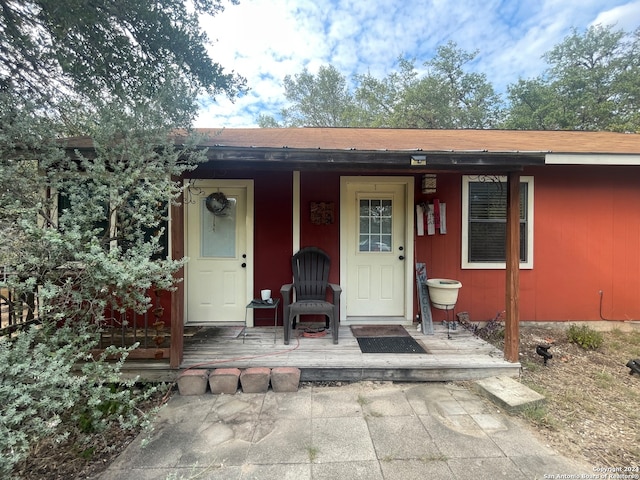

left=359, top=198, right=392, bottom=252
left=201, top=197, right=237, bottom=258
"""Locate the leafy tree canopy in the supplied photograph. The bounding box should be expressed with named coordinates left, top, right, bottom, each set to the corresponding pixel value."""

left=366, top=43, right=502, bottom=129
left=0, top=0, right=246, bottom=124
left=260, top=44, right=500, bottom=129
left=503, top=24, right=639, bottom=131
left=260, top=25, right=639, bottom=132
left=259, top=65, right=355, bottom=127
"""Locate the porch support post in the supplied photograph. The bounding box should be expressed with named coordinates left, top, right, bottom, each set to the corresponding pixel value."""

left=504, top=171, right=520, bottom=363
left=169, top=179, right=185, bottom=369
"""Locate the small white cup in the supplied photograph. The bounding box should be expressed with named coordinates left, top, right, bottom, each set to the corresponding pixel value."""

left=261, top=289, right=271, bottom=301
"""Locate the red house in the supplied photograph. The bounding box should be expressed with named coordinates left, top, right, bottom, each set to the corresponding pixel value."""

left=69, top=128, right=640, bottom=368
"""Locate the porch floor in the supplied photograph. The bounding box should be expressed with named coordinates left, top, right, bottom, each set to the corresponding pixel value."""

left=178, top=322, right=520, bottom=382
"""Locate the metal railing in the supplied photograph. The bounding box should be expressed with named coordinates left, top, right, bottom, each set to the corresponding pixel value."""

left=99, top=308, right=167, bottom=350
left=1, top=265, right=168, bottom=358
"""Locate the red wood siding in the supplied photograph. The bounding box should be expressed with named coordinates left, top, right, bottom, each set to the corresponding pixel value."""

left=417, top=167, right=640, bottom=323
left=414, top=173, right=473, bottom=321
left=253, top=171, right=295, bottom=326
left=299, top=172, right=341, bottom=285
left=532, top=166, right=640, bottom=322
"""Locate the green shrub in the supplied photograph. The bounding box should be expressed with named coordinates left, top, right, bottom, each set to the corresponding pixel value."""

left=567, top=324, right=604, bottom=350
left=0, top=97, right=201, bottom=477
left=0, top=325, right=162, bottom=477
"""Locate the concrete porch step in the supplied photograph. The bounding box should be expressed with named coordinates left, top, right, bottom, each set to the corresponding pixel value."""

left=473, top=375, right=545, bottom=412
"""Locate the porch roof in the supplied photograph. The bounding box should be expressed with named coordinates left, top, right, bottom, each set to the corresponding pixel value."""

left=186, top=128, right=640, bottom=171
left=189, top=127, right=640, bottom=154
left=63, top=128, right=640, bottom=171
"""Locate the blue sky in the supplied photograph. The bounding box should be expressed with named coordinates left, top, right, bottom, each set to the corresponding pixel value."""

left=196, top=0, right=640, bottom=128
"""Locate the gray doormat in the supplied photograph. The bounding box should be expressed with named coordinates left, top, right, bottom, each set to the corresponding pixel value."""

left=356, top=336, right=428, bottom=354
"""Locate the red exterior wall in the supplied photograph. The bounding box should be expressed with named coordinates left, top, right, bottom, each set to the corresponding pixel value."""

left=252, top=170, right=295, bottom=325
left=299, top=172, right=341, bottom=285
left=413, top=173, right=468, bottom=321
left=416, top=166, right=640, bottom=323
left=530, top=165, right=640, bottom=322
left=172, top=165, right=640, bottom=326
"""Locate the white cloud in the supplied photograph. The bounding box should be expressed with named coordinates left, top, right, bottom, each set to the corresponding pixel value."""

left=591, top=0, right=640, bottom=30
left=195, top=0, right=640, bottom=128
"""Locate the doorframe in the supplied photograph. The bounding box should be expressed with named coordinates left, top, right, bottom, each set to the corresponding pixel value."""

left=339, top=176, right=415, bottom=323
left=183, top=178, right=255, bottom=325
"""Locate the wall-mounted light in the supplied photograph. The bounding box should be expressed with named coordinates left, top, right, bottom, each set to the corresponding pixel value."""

left=422, top=174, right=436, bottom=194
left=411, top=155, right=427, bottom=166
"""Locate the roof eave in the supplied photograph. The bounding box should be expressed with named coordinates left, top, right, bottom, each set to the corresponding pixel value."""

left=197, top=146, right=546, bottom=170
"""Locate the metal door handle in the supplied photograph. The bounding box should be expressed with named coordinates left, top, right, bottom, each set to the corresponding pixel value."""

left=398, top=255, right=405, bottom=260
left=241, top=263, right=247, bottom=268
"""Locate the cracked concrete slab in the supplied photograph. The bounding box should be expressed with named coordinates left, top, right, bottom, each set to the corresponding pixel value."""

left=98, top=381, right=592, bottom=480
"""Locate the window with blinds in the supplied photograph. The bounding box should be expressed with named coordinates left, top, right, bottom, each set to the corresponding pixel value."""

left=462, top=176, right=534, bottom=269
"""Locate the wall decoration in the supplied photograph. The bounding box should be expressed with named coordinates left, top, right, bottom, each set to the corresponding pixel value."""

left=205, top=191, right=230, bottom=215
left=310, top=201, right=335, bottom=225
left=417, top=201, right=447, bottom=235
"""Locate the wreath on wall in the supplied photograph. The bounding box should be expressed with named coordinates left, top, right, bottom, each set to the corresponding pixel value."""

left=205, top=192, right=230, bottom=215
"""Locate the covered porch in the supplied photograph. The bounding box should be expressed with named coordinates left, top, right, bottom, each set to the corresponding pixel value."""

left=121, top=322, right=520, bottom=382
left=162, top=128, right=537, bottom=370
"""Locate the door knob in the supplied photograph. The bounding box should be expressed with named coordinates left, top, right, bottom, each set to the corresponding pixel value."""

left=241, top=263, right=247, bottom=268
left=398, top=255, right=405, bottom=260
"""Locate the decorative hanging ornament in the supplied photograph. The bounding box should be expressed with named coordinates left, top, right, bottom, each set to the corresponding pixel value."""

left=205, top=192, right=230, bottom=215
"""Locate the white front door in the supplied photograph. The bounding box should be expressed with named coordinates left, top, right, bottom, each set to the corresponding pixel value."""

left=185, top=180, right=253, bottom=324
left=340, top=177, right=414, bottom=322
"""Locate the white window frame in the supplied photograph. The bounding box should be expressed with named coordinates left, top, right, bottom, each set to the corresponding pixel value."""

left=462, top=175, right=534, bottom=270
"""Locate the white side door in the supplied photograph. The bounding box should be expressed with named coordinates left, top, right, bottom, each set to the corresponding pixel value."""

left=341, top=178, right=412, bottom=321
left=185, top=180, right=253, bottom=324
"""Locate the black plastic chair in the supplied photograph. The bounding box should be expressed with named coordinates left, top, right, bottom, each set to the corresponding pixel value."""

left=280, top=247, right=341, bottom=345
